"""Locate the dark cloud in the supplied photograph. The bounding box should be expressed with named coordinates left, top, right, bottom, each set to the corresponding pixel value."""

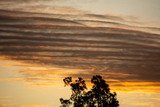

left=85, top=14, right=125, bottom=21
left=0, top=9, right=160, bottom=83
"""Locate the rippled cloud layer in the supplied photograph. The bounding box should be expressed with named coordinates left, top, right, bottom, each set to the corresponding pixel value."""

left=0, top=6, right=160, bottom=83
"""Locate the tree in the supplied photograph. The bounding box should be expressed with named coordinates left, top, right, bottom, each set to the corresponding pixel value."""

left=60, top=75, right=119, bottom=107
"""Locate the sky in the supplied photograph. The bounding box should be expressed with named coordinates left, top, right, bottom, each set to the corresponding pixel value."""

left=0, top=0, right=160, bottom=26
left=0, top=0, right=160, bottom=107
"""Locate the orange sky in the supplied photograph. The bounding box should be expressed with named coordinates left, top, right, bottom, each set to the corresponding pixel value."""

left=0, top=57, right=160, bottom=107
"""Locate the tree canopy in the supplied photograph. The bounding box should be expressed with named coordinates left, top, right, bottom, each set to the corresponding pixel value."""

left=60, top=75, right=119, bottom=107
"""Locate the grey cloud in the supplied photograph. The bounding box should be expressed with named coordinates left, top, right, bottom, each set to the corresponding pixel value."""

left=85, top=14, right=125, bottom=21
left=0, top=9, right=160, bottom=83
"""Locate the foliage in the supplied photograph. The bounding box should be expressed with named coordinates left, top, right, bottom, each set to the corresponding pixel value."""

left=60, top=75, right=119, bottom=107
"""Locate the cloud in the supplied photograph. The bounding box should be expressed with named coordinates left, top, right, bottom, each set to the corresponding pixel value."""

left=0, top=0, right=54, bottom=3
left=0, top=9, right=160, bottom=84
left=0, top=1, right=84, bottom=15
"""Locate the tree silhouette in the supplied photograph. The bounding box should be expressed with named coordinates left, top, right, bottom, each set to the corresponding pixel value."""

left=60, top=75, right=119, bottom=107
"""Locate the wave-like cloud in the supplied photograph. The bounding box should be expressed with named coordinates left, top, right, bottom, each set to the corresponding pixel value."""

left=0, top=8, right=160, bottom=83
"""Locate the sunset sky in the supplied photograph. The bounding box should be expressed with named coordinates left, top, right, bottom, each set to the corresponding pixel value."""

left=0, top=0, right=160, bottom=107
